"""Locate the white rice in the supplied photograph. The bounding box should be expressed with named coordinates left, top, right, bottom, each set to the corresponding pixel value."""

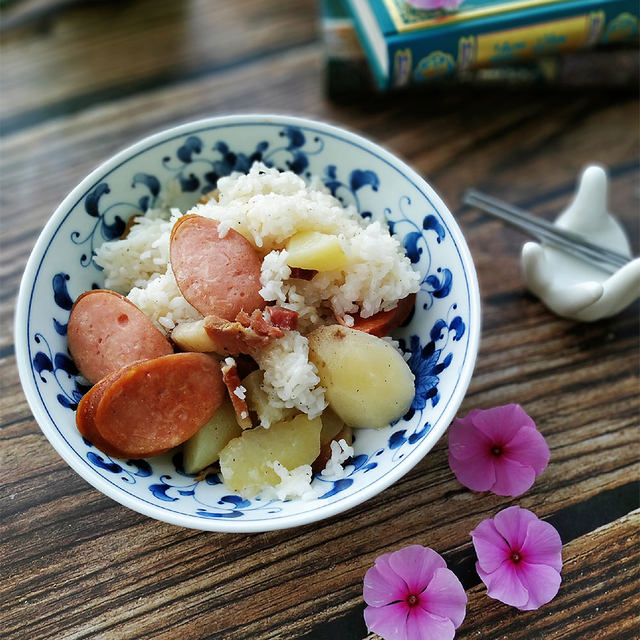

left=260, top=462, right=319, bottom=501
left=194, top=164, right=364, bottom=251
left=126, top=264, right=201, bottom=332
left=259, top=250, right=322, bottom=329
left=321, top=439, right=355, bottom=480
left=253, top=331, right=327, bottom=419
left=309, top=220, right=421, bottom=318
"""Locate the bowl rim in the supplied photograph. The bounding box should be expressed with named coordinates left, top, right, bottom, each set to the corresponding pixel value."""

left=15, top=113, right=481, bottom=532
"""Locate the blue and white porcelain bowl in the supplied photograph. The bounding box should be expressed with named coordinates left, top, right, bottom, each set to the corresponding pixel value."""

left=15, top=115, right=480, bottom=532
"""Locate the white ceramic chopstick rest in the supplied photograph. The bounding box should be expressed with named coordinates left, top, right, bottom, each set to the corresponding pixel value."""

left=521, top=165, right=640, bottom=321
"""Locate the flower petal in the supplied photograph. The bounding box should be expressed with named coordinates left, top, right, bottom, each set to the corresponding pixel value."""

left=477, top=559, right=529, bottom=608
left=448, top=412, right=492, bottom=461
left=406, top=607, right=456, bottom=640
left=471, top=404, right=532, bottom=443
left=473, top=507, right=563, bottom=611
left=364, top=602, right=409, bottom=640
left=503, top=426, right=550, bottom=476
left=516, top=563, right=562, bottom=610
left=470, top=518, right=510, bottom=574
left=448, top=445, right=497, bottom=492
left=387, top=545, right=446, bottom=594
left=491, top=456, right=537, bottom=497
left=420, top=567, right=467, bottom=628
left=521, top=518, right=563, bottom=571
left=364, top=555, right=409, bottom=606
left=493, top=506, right=539, bottom=550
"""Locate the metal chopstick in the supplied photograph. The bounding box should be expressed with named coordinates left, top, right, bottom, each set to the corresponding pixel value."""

left=465, top=189, right=629, bottom=265
left=463, top=189, right=631, bottom=275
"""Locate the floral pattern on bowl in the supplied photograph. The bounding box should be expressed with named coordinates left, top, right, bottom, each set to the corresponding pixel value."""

left=15, top=115, right=480, bottom=532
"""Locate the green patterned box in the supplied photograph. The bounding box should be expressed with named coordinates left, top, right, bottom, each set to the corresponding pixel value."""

left=344, top=0, right=639, bottom=89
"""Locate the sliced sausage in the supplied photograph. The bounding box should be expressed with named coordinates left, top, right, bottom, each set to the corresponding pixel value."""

left=68, top=289, right=173, bottom=384
left=336, top=293, right=416, bottom=337
left=94, top=352, right=225, bottom=458
left=76, top=369, right=130, bottom=458
left=170, top=214, right=265, bottom=321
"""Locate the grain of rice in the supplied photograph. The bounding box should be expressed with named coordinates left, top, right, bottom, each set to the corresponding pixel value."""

left=261, top=462, right=319, bottom=501
left=321, top=439, right=355, bottom=480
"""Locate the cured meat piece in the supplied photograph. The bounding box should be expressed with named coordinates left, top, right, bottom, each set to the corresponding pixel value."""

left=68, top=289, right=173, bottom=384
left=265, top=306, right=298, bottom=331
left=221, top=358, right=252, bottom=430
left=236, top=309, right=284, bottom=338
left=170, top=214, right=265, bottom=321
left=335, top=293, right=416, bottom=337
left=204, top=314, right=278, bottom=353
left=94, top=352, right=225, bottom=458
left=171, top=314, right=274, bottom=355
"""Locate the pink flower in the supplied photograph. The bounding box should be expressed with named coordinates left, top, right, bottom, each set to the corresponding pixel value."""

left=448, top=404, right=550, bottom=497
left=471, top=506, right=562, bottom=610
left=363, top=545, right=467, bottom=640
left=406, top=0, right=465, bottom=10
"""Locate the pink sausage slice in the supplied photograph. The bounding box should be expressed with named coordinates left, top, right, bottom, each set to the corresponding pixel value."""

left=68, top=290, right=173, bottom=384
left=76, top=368, right=130, bottom=458
left=170, top=215, right=265, bottom=321
left=94, top=352, right=225, bottom=458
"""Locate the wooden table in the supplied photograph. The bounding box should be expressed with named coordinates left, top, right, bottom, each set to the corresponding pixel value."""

left=2, top=2, right=638, bottom=639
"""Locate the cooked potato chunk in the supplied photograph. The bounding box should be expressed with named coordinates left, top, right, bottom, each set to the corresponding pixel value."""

left=182, top=400, right=243, bottom=474
left=308, top=325, right=415, bottom=429
left=285, top=231, right=348, bottom=271
left=242, top=369, right=297, bottom=428
left=319, top=407, right=344, bottom=445
left=219, top=414, right=322, bottom=497
left=171, top=318, right=217, bottom=352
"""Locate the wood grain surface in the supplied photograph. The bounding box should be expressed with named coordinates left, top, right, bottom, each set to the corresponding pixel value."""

left=1, top=2, right=638, bottom=639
